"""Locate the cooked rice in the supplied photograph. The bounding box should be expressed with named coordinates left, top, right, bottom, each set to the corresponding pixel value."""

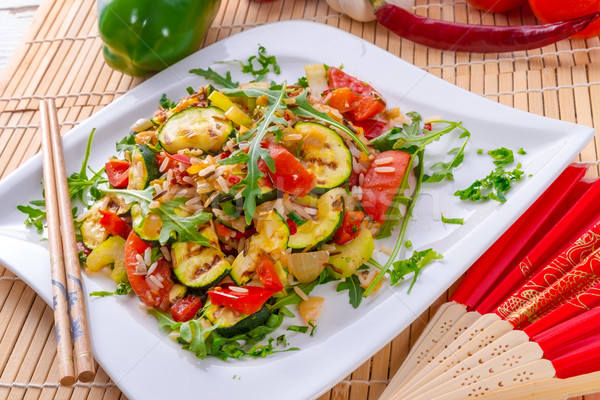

left=294, top=286, right=309, bottom=301
left=374, top=166, right=395, bottom=173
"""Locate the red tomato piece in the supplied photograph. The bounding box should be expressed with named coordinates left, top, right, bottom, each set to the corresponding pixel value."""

left=256, top=256, right=284, bottom=292
left=361, top=151, right=411, bottom=223
left=124, top=231, right=173, bottom=311
left=156, top=154, right=192, bottom=186
left=105, top=159, right=130, bottom=188
left=208, top=286, right=276, bottom=315
left=258, top=142, right=316, bottom=197
left=353, top=119, right=388, bottom=140
left=332, top=211, right=365, bottom=245
left=327, top=67, right=376, bottom=96
left=170, top=296, right=203, bottom=322
left=99, top=210, right=132, bottom=239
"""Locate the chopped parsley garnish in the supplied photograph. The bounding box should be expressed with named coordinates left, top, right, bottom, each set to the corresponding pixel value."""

left=454, top=166, right=525, bottom=203
left=159, top=93, right=177, bottom=109
left=488, top=147, right=514, bottom=167
left=441, top=214, right=464, bottom=225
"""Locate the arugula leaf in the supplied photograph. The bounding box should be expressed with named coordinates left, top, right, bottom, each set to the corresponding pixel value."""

left=179, top=319, right=219, bottom=359
left=159, top=94, right=177, bottom=109
left=189, top=67, right=239, bottom=89
left=217, top=151, right=250, bottom=165
left=17, top=202, right=46, bottom=233
left=454, top=166, right=525, bottom=203
left=389, top=249, right=443, bottom=294
left=147, top=308, right=182, bottom=332
left=102, top=187, right=213, bottom=246
left=116, top=133, right=137, bottom=153
left=488, top=147, right=514, bottom=167
left=89, top=282, right=133, bottom=297
left=296, top=76, right=308, bottom=88
left=336, top=274, right=365, bottom=308
left=441, top=214, right=464, bottom=225
left=423, top=131, right=470, bottom=183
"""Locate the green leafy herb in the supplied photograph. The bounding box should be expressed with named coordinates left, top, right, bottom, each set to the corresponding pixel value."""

left=159, top=93, right=177, bottom=109
left=517, top=147, right=527, bottom=155
left=488, top=147, right=514, bottom=167
left=308, top=321, right=317, bottom=337
left=454, top=166, right=525, bottom=203
left=441, top=214, right=464, bottom=225
left=389, top=249, right=443, bottom=294
left=89, top=282, right=133, bottom=297
left=336, top=274, right=365, bottom=308
left=189, top=67, right=239, bottom=89
left=147, top=308, right=182, bottom=332
left=102, top=187, right=213, bottom=246
left=239, top=45, right=280, bottom=81
left=405, top=241, right=412, bottom=248
left=477, top=148, right=484, bottom=155
left=217, top=150, right=250, bottom=165
left=296, top=76, right=308, bottom=88
left=287, top=325, right=309, bottom=333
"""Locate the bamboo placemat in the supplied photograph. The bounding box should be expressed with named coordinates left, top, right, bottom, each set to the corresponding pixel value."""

left=1, top=0, right=600, bottom=399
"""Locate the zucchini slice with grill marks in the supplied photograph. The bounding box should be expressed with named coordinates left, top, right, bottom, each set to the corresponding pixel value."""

left=128, top=144, right=160, bottom=190
left=204, top=302, right=271, bottom=338
left=172, top=225, right=231, bottom=288
left=288, top=187, right=345, bottom=249
left=294, top=122, right=352, bottom=190
left=158, top=106, right=233, bottom=154
left=230, top=210, right=289, bottom=286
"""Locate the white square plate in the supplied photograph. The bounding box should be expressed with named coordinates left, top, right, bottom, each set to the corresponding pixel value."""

left=0, top=21, right=593, bottom=399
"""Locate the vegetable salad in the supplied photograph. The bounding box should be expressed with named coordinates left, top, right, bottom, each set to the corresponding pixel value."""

left=73, top=62, right=469, bottom=359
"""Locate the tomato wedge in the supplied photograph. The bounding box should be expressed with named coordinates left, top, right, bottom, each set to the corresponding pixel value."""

left=353, top=119, right=388, bottom=140
left=208, top=286, right=276, bottom=315
left=332, top=211, right=365, bottom=245
left=170, top=296, right=203, bottom=322
left=124, top=231, right=173, bottom=311
left=256, top=255, right=283, bottom=291
left=258, top=142, right=316, bottom=197
left=99, top=210, right=131, bottom=239
left=327, top=67, right=376, bottom=96
left=326, top=67, right=386, bottom=121
left=105, top=159, right=130, bottom=188
left=361, top=151, right=411, bottom=223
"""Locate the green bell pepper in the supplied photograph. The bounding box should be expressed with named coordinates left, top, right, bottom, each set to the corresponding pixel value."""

left=97, top=0, right=221, bottom=77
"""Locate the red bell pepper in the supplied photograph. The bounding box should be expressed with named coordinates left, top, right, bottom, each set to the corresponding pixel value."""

left=332, top=211, right=365, bottom=245
left=256, top=256, right=283, bottom=292
left=208, top=285, right=276, bottom=315
left=99, top=210, right=132, bottom=239
left=170, top=295, right=203, bottom=322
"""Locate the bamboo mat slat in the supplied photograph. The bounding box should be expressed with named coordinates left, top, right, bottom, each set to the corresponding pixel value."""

left=1, top=0, right=600, bottom=399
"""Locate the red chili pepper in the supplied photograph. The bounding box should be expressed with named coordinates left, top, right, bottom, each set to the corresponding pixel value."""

left=99, top=210, right=132, bottom=239
left=371, top=1, right=600, bottom=53
left=286, top=218, right=298, bottom=235
left=208, top=286, right=276, bottom=315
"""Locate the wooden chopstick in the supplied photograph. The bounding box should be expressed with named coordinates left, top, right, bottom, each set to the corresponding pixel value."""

left=40, top=99, right=95, bottom=384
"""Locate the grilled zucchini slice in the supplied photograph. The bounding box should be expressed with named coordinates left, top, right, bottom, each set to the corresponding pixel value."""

left=288, top=187, right=345, bottom=249
left=128, top=144, right=160, bottom=190
left=230, top=210, right=289, bottom=285
left=294, top=122, right=352, bottom=190
left=329, top=229, right=375, bottom=279
left=172, top=225, right=231, bottom=288
left=204, top=303, right=271, bottom=338
left=131, top=204, right=163, bottom=243
left=158, top=106, right=233, bottom=154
